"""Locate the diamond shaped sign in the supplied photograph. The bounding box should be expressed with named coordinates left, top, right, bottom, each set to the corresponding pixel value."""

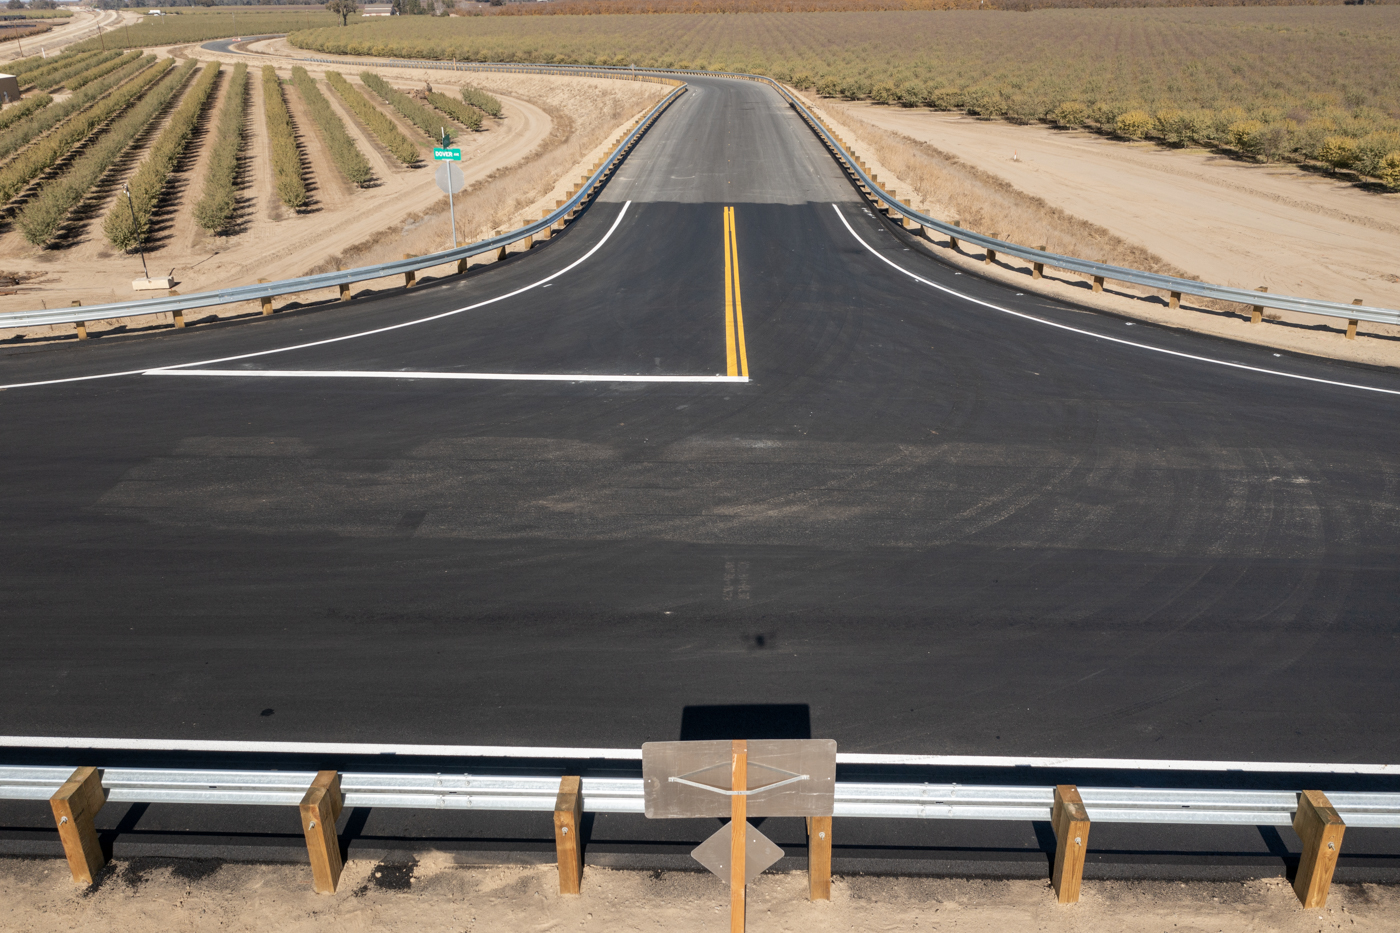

left=691, top=821, right=784, bottom=886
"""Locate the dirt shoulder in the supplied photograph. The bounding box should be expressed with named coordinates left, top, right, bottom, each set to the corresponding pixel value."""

left=806, top=96, right=1400, bottom=369
left=1, top=856, right=1396, bottom=933
left=0, top=46, right=664, bottom=342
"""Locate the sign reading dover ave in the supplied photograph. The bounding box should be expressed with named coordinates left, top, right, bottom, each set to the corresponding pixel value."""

left=433, top=147, right=461, bottom=161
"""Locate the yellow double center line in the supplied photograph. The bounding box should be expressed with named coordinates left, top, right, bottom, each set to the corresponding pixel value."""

left=723, top=205, right=749, bottom=379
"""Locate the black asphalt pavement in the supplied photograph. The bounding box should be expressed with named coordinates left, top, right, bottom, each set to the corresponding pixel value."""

left=2, top=75, right=1399, bottom=876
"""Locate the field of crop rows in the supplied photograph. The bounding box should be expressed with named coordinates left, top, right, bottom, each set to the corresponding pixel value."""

left=66, top=9, right=353, bottom=54
left=290, top=5, right=1400, bottom=187
left=0, top=48, right=501, bottom=255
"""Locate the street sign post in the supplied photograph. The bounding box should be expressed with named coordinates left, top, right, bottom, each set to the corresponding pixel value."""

left=643, top=739, right=836, bottom=932
left=434, top=160, right=466, bottom=250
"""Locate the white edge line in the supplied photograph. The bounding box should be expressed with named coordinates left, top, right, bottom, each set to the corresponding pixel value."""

left=0, top=736, right=1393, bottom=774
left=833, top=205, right=1400, bottom=398
left=1, top=202, right=635, bottom=391
left=147, top=370, right=748, bottom=383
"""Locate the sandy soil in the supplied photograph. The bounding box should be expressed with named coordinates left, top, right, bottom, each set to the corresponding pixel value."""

left=0, top=43, right=663, bottom=340
left=1, top=856, right=1396, bottom=933
left=803, top=96, right=1400, bottom=368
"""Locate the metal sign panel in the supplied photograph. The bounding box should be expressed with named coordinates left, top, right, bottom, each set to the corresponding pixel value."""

left=691, top=821, right=784, bottom=886
left=433, top=147, right=462, bottom=161
left=642, top=739, right=836, bottom=819
left=434, top=162, right=466, bottom=194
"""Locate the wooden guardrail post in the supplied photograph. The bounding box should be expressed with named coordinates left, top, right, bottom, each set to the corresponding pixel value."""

left=1033, top=262, right=1044, bottom=279
left=950, top=220, right=961, bottom=250
left=257, top=278, right=274, bottom=315
left=339, top=283, right=352, bottom=301
left=1169, top=290, right=1181, bottom=309
left=300, top=770, right=345, bottom=894
left=807, top=816, right=832, bottom=901
left=985, top=248, right=997, bottom=265
left=554, top=776, right=584, bottom=894
left=538, top=211, right=552, bottom=240
left=1293, top=790, right=1344, bottom=909
left=1250, top=285, right=1268, bottom=324
left=172, top=306, right=185, bottom=328
left=70, top=301, right=88, bottom=340
left=1092, top=275, right=1105, bottom=294
left=1347, top=298, right=1361, bottom=339
left=51, top=766, right=107, bottom=885
left=1051, top=784, right=1091, bottom=904
left=402, top=255, right=417, bottom=288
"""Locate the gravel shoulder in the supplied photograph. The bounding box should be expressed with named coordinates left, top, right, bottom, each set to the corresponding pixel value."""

left=1, top=856, right=1396, bottom=933
left=0, top=48, right=663, bottom=341
left=813, top=98, right=1400, bottom=369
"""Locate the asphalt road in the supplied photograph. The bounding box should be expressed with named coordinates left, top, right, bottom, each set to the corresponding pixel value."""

left=2, top=75, right=1399, bottom=874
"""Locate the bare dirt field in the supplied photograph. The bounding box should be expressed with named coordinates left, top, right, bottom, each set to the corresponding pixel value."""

left=804, top=95, right=1400, bottom=369
left=0, top=43, right=665, bottom=341
left=1, top=856, right=1396, bottom=933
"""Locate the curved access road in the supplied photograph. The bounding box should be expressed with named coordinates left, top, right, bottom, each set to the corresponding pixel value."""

left=2, top=74, right=1398, bottom=774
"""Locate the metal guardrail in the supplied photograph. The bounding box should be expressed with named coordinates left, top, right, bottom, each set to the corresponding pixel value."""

left=0, top=77, right=687, bottom=331
left=287, top=52, right=1400, bottom=328
left=762, top=84, right=1400, bottom=328
left=4, top=50, right=1392, bottom=335
left=9, top=744, right=1400, bottom=907
left=6, top=763, right=1400, bottom=826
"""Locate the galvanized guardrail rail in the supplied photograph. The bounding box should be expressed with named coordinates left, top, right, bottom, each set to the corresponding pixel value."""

left=0, top=75, right=687, bottom=336
left=3, top=743, right=1397, bottom=909
left=296, top=54, right=1400, bottom=336
left=5, top=52, right=1386, bottom=343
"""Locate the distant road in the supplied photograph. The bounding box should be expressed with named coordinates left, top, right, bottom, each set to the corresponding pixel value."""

left=1, top=73, right=1398, bottom=771
left=0, top=9, right=126, bottom=63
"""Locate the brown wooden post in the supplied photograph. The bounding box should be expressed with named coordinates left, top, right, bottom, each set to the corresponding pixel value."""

left=950, top=220, right=961, bottom=250
left=70, top=301, right=89, bottom=340
left=403, top=255, right=417, bottom=288
left=985, top=248, right=997, bottom=266
left=1251, top=285, right=1268, bottom=324
left=807, top=815, right=832, bottom=901
left=1051, top=784, right=1090, bottom=905
left=538, top=211, right=552, bottom=240
left=457, top=257, right=470, bottom=274
left=258, top=278, right=274, bottom=315
left=339, top=283, right=352, bottom=301
left=1092, top=275, right=1105, bottom=294
left=496, top=246, right=507, bottom=262
left=731, top=740, right=748, bottom=933
left=1169, top=290, right=1181, bottom=310
left=50, top=767, right=107, bottom=885
left=1293, top=790, right=1345, bottom=909
left=1033, top=262, right=1044, bottom=280
left=554, top=776, right=584, bottom=894
left=299, top=770, right=344, bottom=894
left=1347, top=298, right=1361, bottom=340
left=172, top=307, right=185, bottom=329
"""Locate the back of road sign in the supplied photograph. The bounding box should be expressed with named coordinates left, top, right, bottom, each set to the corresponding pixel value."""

left=434, top=162, right=466, bottom=194
left=642, top=739, right=836, bottom=819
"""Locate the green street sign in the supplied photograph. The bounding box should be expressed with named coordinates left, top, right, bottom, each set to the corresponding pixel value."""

left=433, top=148, right=462, bottom=161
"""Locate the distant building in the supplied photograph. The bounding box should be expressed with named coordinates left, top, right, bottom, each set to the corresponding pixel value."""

left=362, top=5, right=393, bottom=15
left=0, top=74, right=20, bottom=107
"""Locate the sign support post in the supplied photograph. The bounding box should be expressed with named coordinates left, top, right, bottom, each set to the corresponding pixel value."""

left=433, top=144, right=465, bottom=250
left=730, top=740, right=747, bottom=933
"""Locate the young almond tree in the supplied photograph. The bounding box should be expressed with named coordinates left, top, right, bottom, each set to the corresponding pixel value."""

left=326, top=0, right=358, bottom=27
